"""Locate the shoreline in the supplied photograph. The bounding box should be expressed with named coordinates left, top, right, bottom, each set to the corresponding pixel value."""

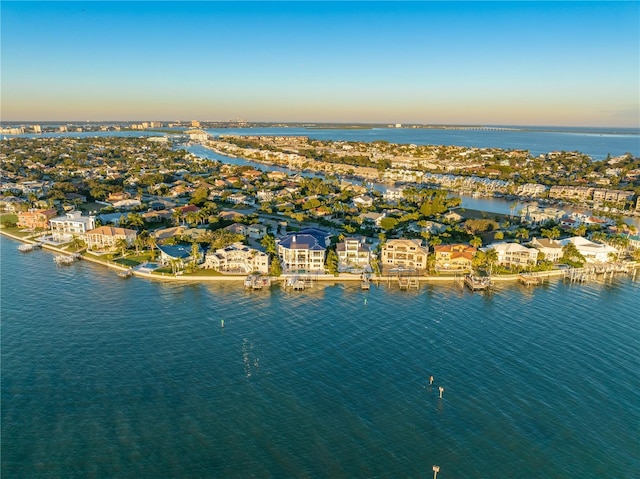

left=1, top=229, right=573, bottom=285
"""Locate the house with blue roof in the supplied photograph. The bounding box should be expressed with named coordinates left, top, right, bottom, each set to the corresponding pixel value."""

left=277, top=228, right=332, bottom=273
left=157, top=243, right=203, bottom=268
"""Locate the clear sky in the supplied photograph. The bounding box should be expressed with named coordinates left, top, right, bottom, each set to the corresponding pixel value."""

left=2, top=1, right=639, bottom=126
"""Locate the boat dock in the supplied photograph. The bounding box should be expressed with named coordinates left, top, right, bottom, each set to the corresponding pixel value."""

left=398, top=277, right=419, bottom=290
left=118, top=269, right=133, bottom=279
left=244, top=274, right=272, bottom=290
left=518, top=273, right=543, bottom=286
left=464, top=275, right=491, bottom=291
left=53, top=253, right=81, bottom=265
left=18, top=243, right=41, bottom=253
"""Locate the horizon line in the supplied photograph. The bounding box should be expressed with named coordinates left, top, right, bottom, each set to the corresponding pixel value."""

left=1, top=120, right=639, bottom=130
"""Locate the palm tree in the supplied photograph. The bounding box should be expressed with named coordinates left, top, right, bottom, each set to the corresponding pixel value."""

left=114, top=238, right=129, bottom=258
left=127, top=212, right=144, bottom=231
left=190, top=242, right=200, bottom=268
left=515, top=228, right=529, bottom=242
left=68, top=236, right=86, bottom=252
left=172, top=209, right=182, bottom=226
left=574, top=224, right=587, bottom=237
left=169, top=258, right=182, bottom=275
left=562, top=241, right=585, bottom=266
left=134, top=234, right=146, bottom=254
left=484, top=248, right=499, bottom=276
left=429, top=236, right=442, bottom=250
left=146, top=235, right=158, bottom=260
left=470, top=236, right=482, bottom=249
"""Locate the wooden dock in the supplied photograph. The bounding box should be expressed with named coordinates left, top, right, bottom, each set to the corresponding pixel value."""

left=18, top=243, right=41, bottom=253
left=245, top=274, right=272, bottom=290
left=464, top=275, right=491, bottom=291
left=518, top=273, right=542, bottom=286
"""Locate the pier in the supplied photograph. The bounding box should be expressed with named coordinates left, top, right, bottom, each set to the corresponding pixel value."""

left=53, top=253, right=81, bottom=265
left=464, top=275, right=491, bottom=291
left=518, top=273, right=543, bottom=286
left=18, top=243, right=41, bottom=253
left=244, top=274, right=272, bottom=290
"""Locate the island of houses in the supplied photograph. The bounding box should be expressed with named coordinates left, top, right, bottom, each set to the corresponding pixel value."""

left=1, top=135, right=639, bottom=286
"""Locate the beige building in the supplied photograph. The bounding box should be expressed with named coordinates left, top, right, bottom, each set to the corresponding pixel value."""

left=17, top=208, right=57, bottom=230
left=83, top=226, right=137, bottom=251
left=380, top=238, right=429, bottom=271
left=433, top=244, right=476, bottom=272
left=529, top=237, right=563, bottom=263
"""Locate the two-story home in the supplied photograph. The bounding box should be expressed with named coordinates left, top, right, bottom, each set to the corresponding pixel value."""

left=433, top=244, right=476, bottom=272
left=380, top=238, right=429, bottom=271
left=483, top=242, right=539, bottom=267
left=336, top=237, right=372, bottom=272
left=49, top=211, right=96, bottom=242
left=203, top=242, right=269, bottom=274
left=17, top=208, right=57, bottom=230
left=157, top=243, right=204, bottom=268
left=83, top=226, right=137, bottom=252
left=529, top=237, right=563, bottom=263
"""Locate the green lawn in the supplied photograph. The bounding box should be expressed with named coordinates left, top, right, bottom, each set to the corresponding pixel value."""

left=181, top=268, right=225, bottom=277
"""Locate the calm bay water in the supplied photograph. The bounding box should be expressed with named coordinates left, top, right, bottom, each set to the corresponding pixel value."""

left=204, top=126, right=640, bottom=160
left=2, top=236, right=639, bottom=478
left=6, top=125, right=640, bottom=159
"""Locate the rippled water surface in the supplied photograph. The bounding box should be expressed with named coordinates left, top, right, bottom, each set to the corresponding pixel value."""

left=2, top=236, right=639, bottom=478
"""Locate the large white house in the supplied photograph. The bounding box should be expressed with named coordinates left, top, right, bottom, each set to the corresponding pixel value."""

left=49, top=211, right=96, bottom=242
left=336, top=237, right=372, bottom=272
left=529, top=237, right=564, bottom=263
left=204, top=242, right=269, bottom=274
left=560, top=237, right=618, bottom=263
left=483, top=242, right=539, bottom=267
left=277, top=228, right=331, bottom=273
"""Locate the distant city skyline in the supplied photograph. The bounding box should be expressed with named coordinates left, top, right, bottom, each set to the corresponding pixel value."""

left=2, top=1, right=639, bottom=127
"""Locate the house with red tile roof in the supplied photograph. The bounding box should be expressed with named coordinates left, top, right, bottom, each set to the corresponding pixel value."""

left=433, top=244, right=476, bottom=272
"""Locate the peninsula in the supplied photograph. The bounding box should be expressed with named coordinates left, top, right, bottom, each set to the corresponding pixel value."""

left=1, top=133, right=639, bottom=286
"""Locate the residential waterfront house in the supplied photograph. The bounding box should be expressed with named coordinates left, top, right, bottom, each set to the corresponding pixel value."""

left=519, top=206, right=566, bottom=226
left=83, top=226, right=137, bottom=252
left=49, top=211, right=96, bottom=242
left=529, top=237, right=564, bottom=263
left=559, top=237, right=618, bottom=263
left=336, top=237, right=372, bottom=272
left=380, top=238, right=429, bottom=271
left=203, top=242, right=269, bottom=274
left=276, top=228, right=331, bottom=273
left=157, top=243, right=203, bottom=268
left=17, top=208, right=57, bottom=230
left=483, top=242, right=539, bottom=267
left=433, top=244, right=476, bottom=272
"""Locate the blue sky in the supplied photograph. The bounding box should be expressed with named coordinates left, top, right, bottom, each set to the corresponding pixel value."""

left=2, top=1, right=639, bottom=126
